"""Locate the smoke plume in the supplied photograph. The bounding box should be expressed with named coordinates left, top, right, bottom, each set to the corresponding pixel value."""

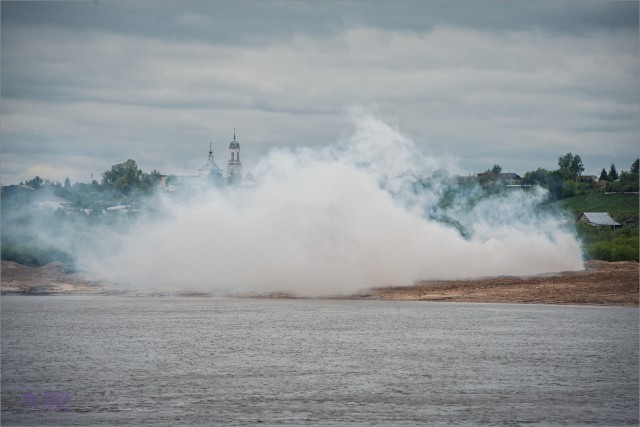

left=79, top=111, right=584, bottom=296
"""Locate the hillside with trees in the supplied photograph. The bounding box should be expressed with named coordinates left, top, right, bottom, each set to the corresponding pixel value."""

left=532, top=156, right=639, bottom=262
left=1, top=160, right=163, bottom=268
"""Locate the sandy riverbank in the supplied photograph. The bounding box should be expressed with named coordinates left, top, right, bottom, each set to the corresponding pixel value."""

left=1, top=260, right=113, bottom=295
left=369, top=260, right=638, bottom=306
left=1, top=259, right=638, bottom=306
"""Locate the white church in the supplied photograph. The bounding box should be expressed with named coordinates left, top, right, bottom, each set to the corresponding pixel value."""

left=161, top=131, right=243, bottom=192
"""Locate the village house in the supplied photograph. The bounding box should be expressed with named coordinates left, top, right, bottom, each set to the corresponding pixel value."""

left=578, top=212, right=621, bottom=228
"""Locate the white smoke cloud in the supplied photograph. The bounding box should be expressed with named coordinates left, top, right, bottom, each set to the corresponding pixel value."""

left=79, top=111, right=584, bottom=296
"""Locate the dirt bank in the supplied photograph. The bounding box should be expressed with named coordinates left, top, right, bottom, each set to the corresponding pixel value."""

left=1, top=260, right=112, bottom=295
left=369, top=260, right=639, bottom=306
left=2, top=259, right=638, bottom=305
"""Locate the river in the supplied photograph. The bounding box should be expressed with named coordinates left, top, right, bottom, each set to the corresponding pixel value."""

left=1, top=296, right=638, bottom=426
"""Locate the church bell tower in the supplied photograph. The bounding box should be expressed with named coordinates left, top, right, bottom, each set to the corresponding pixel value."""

left=227, top=129, right=242, bottom=180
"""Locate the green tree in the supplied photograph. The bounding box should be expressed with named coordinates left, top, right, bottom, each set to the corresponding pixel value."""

left=490, top=164, right=502, bottom=173
left=25, top=176, right=43, bottom=189
left=557, top=152, right=584, bottom=180
left=64, top=177, right=71, bottom=188
left=570, top=154, right=585, bottom=178
left=522, top=168, right=551, bottom=186
left=631, top=158, right=639, bottom=174
left=608, top=163, right=618, bottom=181
left=521, top=167, right=565, bottom=199
left=599, top=168, right=608, bottom=181
left=562, top=180, right=576, bottom=198
left=558, top=153, right=573, bottom=170
left=619, top=170, right=639, bottom=192
left=143, top=170, right=162, bottom=188
left=102, top=159, right=145, bottom=194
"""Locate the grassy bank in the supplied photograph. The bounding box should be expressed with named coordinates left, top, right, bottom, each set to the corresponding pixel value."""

left=556, top=191, right=639, bottom=261
left=557, top=192, right=638, bottom=225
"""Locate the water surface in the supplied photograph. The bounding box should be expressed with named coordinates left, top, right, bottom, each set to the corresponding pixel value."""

left=1, top=297, right=638, bottom=426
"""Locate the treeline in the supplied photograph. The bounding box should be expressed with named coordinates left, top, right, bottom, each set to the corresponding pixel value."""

left=521, top=154, right=639, bottom=200
left=2, top=155, right=639, bottom=266
left=2, top=159, right=164, bottom=268
left=13, top=159, right=162, bottom=213
left=598, top=159, right=640, bottom=193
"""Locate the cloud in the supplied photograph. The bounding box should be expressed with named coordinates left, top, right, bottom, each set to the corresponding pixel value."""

left=3, top=1, right=636, bottom=41
left=1, top=1, right=638, bottom=184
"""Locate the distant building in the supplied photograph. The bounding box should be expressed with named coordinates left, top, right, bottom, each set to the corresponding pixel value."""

left=578, top=212, right=621, bottom=228
left=162, top=140, right=228, bottom=192
left=160, top=130, right=246, bottom=192
left=227, top=130, right=242, bottom=183
left=595, top=180, right=608, bottom=190
left=199, top=143, right=223, bottom=182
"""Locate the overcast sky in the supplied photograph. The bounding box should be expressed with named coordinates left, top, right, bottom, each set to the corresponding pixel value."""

left=1, top=0, right=638, bottom=184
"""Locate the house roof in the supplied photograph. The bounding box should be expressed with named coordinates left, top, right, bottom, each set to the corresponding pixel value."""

left=581, top=212, right=621, bottom=226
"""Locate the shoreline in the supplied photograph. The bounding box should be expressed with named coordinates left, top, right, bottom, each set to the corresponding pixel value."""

left=1, top=260, right=638, bottom=306
left=368, top=260, right=638, bottom=307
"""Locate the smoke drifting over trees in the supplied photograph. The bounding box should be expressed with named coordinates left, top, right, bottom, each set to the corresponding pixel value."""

left=70, top=113, right=584, bottom=296
left=8, top=111, right=639, bottom=295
